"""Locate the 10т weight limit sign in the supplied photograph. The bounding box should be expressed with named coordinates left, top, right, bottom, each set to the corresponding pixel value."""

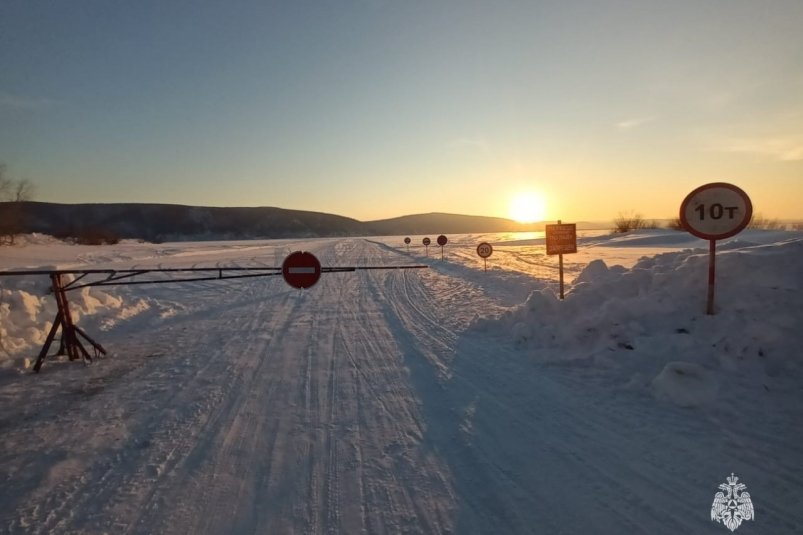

left=680, top=182, right=752, bottom=315
left=680, top=182, right=752, bottom=240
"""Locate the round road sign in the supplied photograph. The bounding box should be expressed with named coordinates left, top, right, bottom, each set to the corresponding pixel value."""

left=476, top=242, right=493, bottom=258
left=680, top=183, right=752, bottom=240
left=422, top=237, right=431, bottom=246
left=282, top=251, right=321, bottom=289
left=437, top=235, right=448, bottom=246
left=404, top=237, right=411, bottom=244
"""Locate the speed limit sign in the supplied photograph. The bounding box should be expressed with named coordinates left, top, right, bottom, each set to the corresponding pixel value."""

left=476, top=242, right=493, bottom=272
left=476, top=242, right=493, bottom=258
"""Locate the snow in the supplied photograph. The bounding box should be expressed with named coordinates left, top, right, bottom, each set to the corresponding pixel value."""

left=0, top=229, right=801, bottom=533
left=652, top=362, right=719, bottom=408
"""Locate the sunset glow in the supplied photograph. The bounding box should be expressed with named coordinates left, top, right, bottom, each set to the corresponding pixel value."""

left=1, top=3, right=802, bottom=221
left=509, top=192, right=547, bottom=224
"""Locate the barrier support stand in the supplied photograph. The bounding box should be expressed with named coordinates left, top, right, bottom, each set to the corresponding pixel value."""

left=33, top=274, right=106, bottom=373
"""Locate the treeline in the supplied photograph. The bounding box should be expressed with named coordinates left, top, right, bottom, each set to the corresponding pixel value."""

left=613, top=211, right=792, bottom=233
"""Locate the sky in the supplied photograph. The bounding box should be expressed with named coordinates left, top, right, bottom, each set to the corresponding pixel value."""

left=1, top=0, right=802, bottom=222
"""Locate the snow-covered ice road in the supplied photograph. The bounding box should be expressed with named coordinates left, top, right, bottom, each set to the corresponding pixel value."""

left=1, top=238, right=801, bottom=534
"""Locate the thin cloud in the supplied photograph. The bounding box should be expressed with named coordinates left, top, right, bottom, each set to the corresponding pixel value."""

left=615, top=116, right=655, bottom=130
left=712, top=137, right=803, bottom=161
left=447, top=136, right=491, bottom=153
left=0, top=92, right=55, bottom=110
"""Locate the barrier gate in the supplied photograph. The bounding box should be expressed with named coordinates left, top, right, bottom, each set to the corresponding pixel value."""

left=0, top=252, right=427, bottom=372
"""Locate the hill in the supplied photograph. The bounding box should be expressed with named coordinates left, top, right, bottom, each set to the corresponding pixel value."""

left=364, top=212, right=542, bottom=235
left=7, top=202, right=366, bottom=242
left=4, top=203, right=547, bottom=241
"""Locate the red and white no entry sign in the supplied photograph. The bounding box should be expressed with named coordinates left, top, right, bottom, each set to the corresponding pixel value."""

left=680, top=182, right=752, bottom=240
left=422, top=237, right=431, bottom=246
left=282, top=251, right=321, bottom=289
left=404, top=237, right=411, bottom=244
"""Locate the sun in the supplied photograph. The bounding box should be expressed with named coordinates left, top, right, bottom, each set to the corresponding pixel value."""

left=509, top=192, right=547, bottom=223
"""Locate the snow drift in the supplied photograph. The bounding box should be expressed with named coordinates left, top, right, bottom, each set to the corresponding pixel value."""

left=0, top=273, right=150, bottom=367
left=473, top=238, right=803, bottom=407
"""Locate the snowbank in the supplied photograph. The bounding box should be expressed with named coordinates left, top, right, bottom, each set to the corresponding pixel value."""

left=0, top=273, right=149, bottom=368
left=473, top=238, right=803, bottom=407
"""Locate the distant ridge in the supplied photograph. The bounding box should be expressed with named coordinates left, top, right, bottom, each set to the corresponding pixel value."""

left=7, top=202, right=545, bottom=242
left=9, top=202, right=365, bottom=242
left=365, top=212, right=543, bottom=235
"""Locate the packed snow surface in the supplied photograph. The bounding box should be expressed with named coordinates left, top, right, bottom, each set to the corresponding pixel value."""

left=0, top=230, right=801, bottom=534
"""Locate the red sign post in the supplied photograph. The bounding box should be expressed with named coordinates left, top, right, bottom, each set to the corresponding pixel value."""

left=680, top=182, right=752, bottom=315
left=437, top=235, right=448, bottom=260
left=422, top=237, right=431, bottom=256
left=545, top=222, right=577, bottom=299
left=282, top=251, right=322, bottom=289
left=404, top=237, right=411, bottom=252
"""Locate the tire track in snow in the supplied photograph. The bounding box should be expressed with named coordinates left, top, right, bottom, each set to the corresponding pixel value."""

left=374, top=257, right=734, bottom=534
left=132, top=284, right=302, bottom=535
left=5, top=276, right=293, bottom=534
left=3, top=239, right=458, bottom=534
left=125, top=238, right=453, bottom=534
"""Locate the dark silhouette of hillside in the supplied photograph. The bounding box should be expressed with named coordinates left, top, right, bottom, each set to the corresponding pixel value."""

left=365, top=212, right=543, bottom=235
left=3, top=203, right=616, bottom=242
left=10, top=202, right=365, bottom=242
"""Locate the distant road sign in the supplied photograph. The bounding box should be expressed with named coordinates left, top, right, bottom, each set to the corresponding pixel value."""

left=422, top=237, right=431, bottom=246
left=680, top=182, right=752, bottom=240
left=476, top=242, right=493, bottom=258
left=282, top=251, right=321, bottom=289
left=404, top=237, right=411, bottom=244
left=545, top=223, right=577, bottom=255
left=437, top=235, right=448, bottom=246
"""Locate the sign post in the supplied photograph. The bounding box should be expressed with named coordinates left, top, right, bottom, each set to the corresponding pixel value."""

left=679, top=182, right=752, bottom=315
left=476, top=242, right=493, bottom=272
left=422, top=237, right=431, bottom=256
left=404, top=236, right=411, bottom=252
left=545, top=221, right=577, bottom=300
left=437, top=235, right=448, bottom=261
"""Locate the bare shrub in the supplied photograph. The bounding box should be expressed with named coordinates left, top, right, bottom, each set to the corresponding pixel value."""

left=0, top=164, right=36, bottom=245
left=613, top=211, right=648, bottom=233
left=73, top=227, right=121, bottom=245
left=666, top=217, right=686, bottom=231
left=747, top=213, right=783, bottom=230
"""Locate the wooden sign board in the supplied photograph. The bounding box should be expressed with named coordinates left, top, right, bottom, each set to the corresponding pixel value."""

left=545, top=223, right=577, bottom=255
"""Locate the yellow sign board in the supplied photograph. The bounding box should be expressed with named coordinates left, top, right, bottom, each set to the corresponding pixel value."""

left=545, top=223, right=577, bottom=255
